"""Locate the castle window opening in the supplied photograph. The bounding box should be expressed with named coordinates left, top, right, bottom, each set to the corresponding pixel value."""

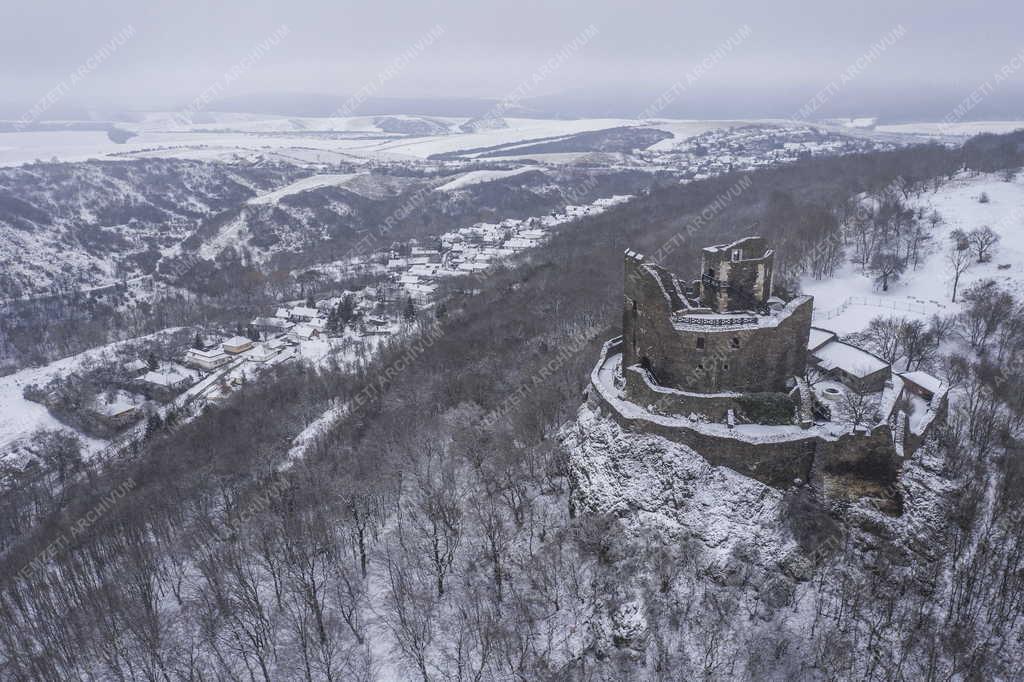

left=730, top=337, right=741, bottom=348
left=731, top=248, right=742, bottom=261
left=696, top=337, right=705, bottom=349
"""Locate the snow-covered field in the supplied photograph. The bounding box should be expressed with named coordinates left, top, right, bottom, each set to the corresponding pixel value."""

left=3, top=113, right=1021, bottom=168
left=803, top=171, right=1024, bottom=335
left=435, top=166, right=542, bottom=191
left=0, top=114, right=838, bottom=167
left=875, top=121, right=1024, bottom=138
left=247, top=172, right=362, bottom=204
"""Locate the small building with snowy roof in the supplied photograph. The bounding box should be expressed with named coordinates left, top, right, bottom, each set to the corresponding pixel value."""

left=807, top=326, right=837, bottom=353
left=289, top=306, right=320, bottom=322
left=290, top=325, right=320, bottom=341
left=810, top=339, right=890, bottom=393
left=252, top=316, right=293, bottom=335
left=124, top=359, right=150, bottom=377
left=223, top=336, right=255, bottom=354
left=184, top=347, right=232, bottom=371
left=899, top=371, right=946, bottom=402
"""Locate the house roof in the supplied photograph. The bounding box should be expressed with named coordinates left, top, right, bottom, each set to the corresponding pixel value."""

left=252, top=316, right=290, bottom=328
left=813, top=340, right=889, bottom=378
left=807, top=326, right=837, bottom=352
left=223, top=336, right=253, bottom=347
left=900, top=370, right=944, bottom=395
left=186, top=347, right=228, bottom=360
left=140, top=366, right=193, bottom=387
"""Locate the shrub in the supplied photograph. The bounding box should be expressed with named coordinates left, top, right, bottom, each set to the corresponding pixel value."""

left=735, top=392, right=797, bottom=424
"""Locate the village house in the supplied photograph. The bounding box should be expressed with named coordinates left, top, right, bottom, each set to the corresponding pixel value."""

left=89, top=390, right=145, bottom=429
left=288, top=306, right=320, bottom=322
left=136, top=363, right=196, bottom=401
left=222, top=336, right=255, bottom=354
left=246, top=344, right=278, bottom=363
left=184, top=346, right=232, bottom=371
left=361, top=317, right=392, bottom=336
left=123, top=358, right=150, bottom=377
left=290, top=325, right=321, bottom=341
left=252, top=316, right=293, bottom=336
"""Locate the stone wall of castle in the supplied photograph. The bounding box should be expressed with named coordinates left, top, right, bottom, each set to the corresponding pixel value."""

left=699, top=236, right=774, bottom=312
left=622, top=363, right=796, bottom=424
left=590, top=338, right=910, bottom=492
left=623, top=250, right=812, bottom=394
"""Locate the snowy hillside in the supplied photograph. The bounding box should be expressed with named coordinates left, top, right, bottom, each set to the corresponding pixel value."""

left=803, top=170, right=1024, bottom=335
left=0, top=159, right=306, bottom=298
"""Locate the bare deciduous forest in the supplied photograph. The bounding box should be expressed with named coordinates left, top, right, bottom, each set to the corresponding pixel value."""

left=2, top=132, right=1024, bottom=680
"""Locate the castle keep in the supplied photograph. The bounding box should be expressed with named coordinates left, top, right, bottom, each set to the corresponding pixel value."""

left=589, top=236, right=948, bottom=504
left=623, top=237, right=812, bottom=395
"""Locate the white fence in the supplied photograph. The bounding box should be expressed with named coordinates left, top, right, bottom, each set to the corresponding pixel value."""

left=812, top=295, right=945, bottom=322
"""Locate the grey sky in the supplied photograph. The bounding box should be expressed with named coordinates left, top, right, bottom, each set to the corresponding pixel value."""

left=2, top=0, right=1022, bottom=118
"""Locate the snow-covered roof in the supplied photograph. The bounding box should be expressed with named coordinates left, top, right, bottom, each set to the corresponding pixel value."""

left=807, top=327, right=837, bottom=352
left=290, top=306, right=320, bottom=318
left=252, top=316, right=290, bottom=328
left=124, top=359, right=149, bottom=372
left=140, top=364, right=194, bottom=387
left=899, top=371, right=944, bottom=395
left=223, top=336, right=253, bottom=348
left=186, top=347, right=228, bottom=360
left=92, top=390, right=144, bottom=417
left=813, top=340, right=888, bottom=378
left=291, top=325, right=319, bottom=339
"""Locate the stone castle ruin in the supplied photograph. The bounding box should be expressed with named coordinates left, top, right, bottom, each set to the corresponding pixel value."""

left=588, top=236, right=948, bottom=507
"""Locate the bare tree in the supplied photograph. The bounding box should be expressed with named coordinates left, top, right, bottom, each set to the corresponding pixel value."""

left=859, top=316, right=903, bottom=364
left=968, top=226, right=1000, bottom=263
left=898, top=319, right=938, bottom=370
left=838, top=390, right=880, bottom=430
left=868, top=252, right=906, bottom=292
left=947, top=243, right=973, bottom=302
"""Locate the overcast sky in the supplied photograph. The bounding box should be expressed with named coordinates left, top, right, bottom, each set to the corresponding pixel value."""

left=2, top=0, right=1022, bottom=118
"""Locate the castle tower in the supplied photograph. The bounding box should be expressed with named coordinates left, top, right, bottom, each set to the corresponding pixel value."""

left=622, top=238, right=811, bottom=394
left=698, top=236, right=774, bottom=313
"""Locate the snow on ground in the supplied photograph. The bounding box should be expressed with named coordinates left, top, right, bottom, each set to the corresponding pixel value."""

left=643, top=119, right=750, bottom=151
left=92, top=390, right=145, bottom=416
left=133, top=112, right=404, bottom=135
left=803, top=170, right=1024, bottom=335
left=280, top=399, right=349, bottom=470
left=0, top=328, right=184, bottom=457
left=875, top=121, right=1024, bottom=138
left=565, top=402, right=787, bottom=561
left=0, top=117, right=654, bottom=166
left=347, top=117, right=640, bottom=159
left=435, top=167, right=542, bottom=191
left=9, top=114, right=990, bottom=167
left=247, top=172, right=362, bottom=204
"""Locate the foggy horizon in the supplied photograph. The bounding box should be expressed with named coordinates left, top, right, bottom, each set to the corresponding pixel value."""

left=3, top=0, right=1023, bottom=121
